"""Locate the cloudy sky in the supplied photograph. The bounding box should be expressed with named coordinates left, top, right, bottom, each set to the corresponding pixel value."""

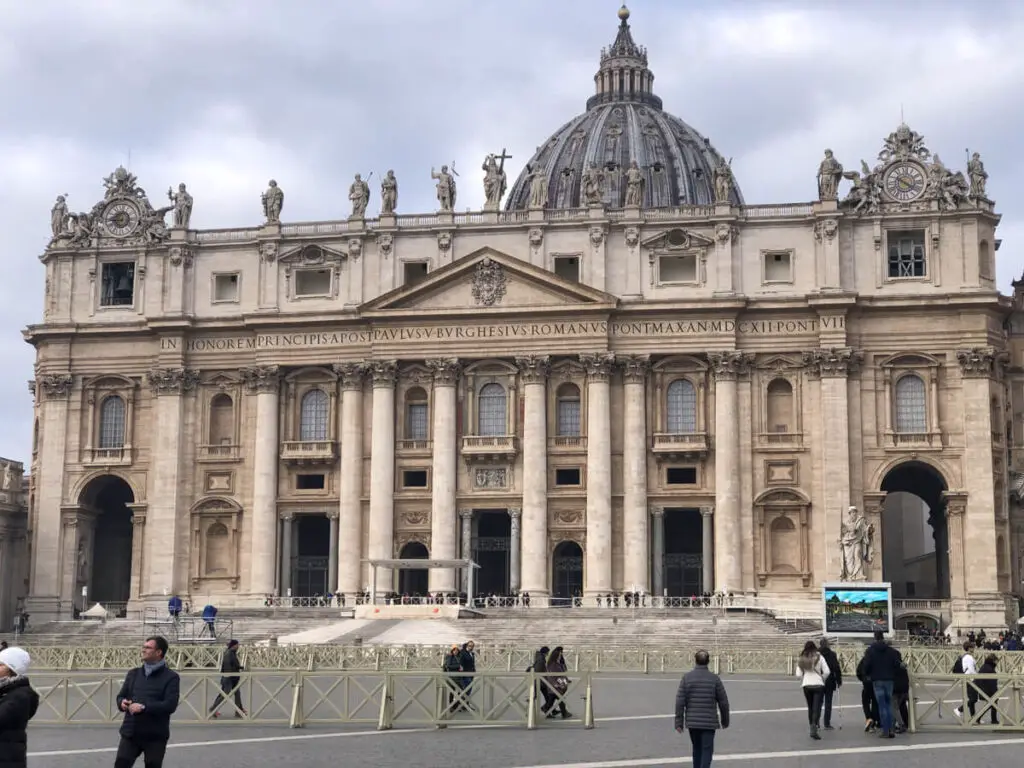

left=1, top=0, right=1022, bottom=464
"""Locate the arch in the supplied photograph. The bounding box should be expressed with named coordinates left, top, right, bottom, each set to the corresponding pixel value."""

left=477, top=383, right=507, bottom=436
left=189, top=495, right=243, bottom=514
left=284, top=365, right=338, bottom=383
left=398, top=541, right=429, bottom=596
left=552, top=540, right=584, bottom=601
left=666, top=378, right=697, bottom=433
left=404, top=386, right=429, bottom=441
left=83, top=373, right=136, bottom=389
left=208, top=392, right=234, bottom=445
left=651, top=355, right=709, bottom=372
left=75, top=469, right=143, bottom=506
left=98, top=395, right=126, bottom=449
left=299, top=388, right=330, bottom=441
left=556, top=382, right=581, bottom=437
left=463, top=359, right=518, bottom=377
left=893, top=373, right=927, bottom=433
left=894, top=613, right=941, bottom=632
left=753, top=487, right=811, bottom=506
left=869, top=454, right=959, bottom=492
left=879, top=352, right=943, bottom=369
left=78, top=474, right=136, bottom=605
left=765, top=377, right=794, bottom=434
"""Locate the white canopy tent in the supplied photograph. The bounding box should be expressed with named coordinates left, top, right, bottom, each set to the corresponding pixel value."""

left=364, top=558, right=481, bottom=606
left=81, top=602, right=109, bottom=620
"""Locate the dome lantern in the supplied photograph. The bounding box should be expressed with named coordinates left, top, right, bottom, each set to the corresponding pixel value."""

left=588, top=5, right=661, bottom=111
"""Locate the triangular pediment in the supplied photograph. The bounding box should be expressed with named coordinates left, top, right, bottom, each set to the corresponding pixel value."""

left=640, top=228, right=714, bottom=251
left=361, top=248, right=618, bottom=316
left=279, top=243, right=347, bottom=265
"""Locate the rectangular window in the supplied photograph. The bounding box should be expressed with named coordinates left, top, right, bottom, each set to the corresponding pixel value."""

left=402, top=469, right=428, bottom=488
left=554, top=256, right=580, bottom=282
left=213, top=273, right=240, bottom=303
left=554, top=467, right=581, bottom=486
left=666, top=466, right=697, bottom=485
left=658, top=254, right=697, bottom=284
left=294, top=268, right=332, bottom=297
left=100, top=262, right=135, bottom=307
left=403, top=262, right=429, bottom=286
left=557, top=399, right=581, bottom=437
left=887, top=230, right=927, bottom=279
left=296, top=474, right=325, bottom=490
left=406, top=403, right=428, bottom=441
left=763, top=251, right=792, bottom=283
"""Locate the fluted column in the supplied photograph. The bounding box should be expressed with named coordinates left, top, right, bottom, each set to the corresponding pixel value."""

left=509, top=507, right=522, bottom=593
left=515, top=355, right=550, bottom=594
left=709, top=352, right=750, bottom=593
left=427, top=358, right=461, bottom=593
left=241, top=365, right=281, bottom=597
left=327, top=512, right=339, bottom=594
left=146, top=367, right=198, bottom=596
left=334, top=362, right=367, bottom=596
left=701, top=506, right=714, bottom=593
left=280, top=513, right=294, bottom=596
left=620, top=356, right=650, bottom=592
left=581, top=352, right=614, bottom=595
left=368, top=360, right=398, bottom=588
left=650, top=506, right=665, bottom=598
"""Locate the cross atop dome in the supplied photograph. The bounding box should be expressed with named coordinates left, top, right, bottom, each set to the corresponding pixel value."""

left=589, top=4, right=661, bottom=110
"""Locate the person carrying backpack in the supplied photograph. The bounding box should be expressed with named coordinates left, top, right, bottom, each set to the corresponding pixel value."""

left=952, top=641, right=977, bottom=721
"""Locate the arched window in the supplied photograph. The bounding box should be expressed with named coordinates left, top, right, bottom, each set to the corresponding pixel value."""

left=477, top=383, right=507, bottom=436
left=894, top=374, right=927, bottom=433
left=205, top=522, right=230, bottom=575
left=666, top=379, right=697, bottom=433
left=766, top=378, right=794, bottom=434
left=405, top=387, right=429, bottom=441
left=98, top=395, right=126, bottom=449
left=556, top=383, right=581, bottom=437
left=299, top=389, right=330, bottom=441
left=208, top=393, right=234, bottom=445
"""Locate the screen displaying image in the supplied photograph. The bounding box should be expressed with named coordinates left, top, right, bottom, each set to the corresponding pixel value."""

left=823, top=584, right=892, bottom=635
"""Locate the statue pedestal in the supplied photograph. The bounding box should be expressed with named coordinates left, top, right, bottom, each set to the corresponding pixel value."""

left=378, top=214, right=396, bottom=229
left=437, top=212, right=454, bottom=226
left=169, top=227, right=187, bottom=242
left=347, top=215, right=366, bottom=230
left=623, top=205, right=642, bottom=222
left=714, top=203, right=733, bottom=216
left=812, top=200, right=839, bottom=214
left=260, top=222, right=281, bottom=236
left=528, top=208, right=546, bottom=222
left=482, top=211, right=499, bottom=225
left=587, top=205, right=606, bottom=221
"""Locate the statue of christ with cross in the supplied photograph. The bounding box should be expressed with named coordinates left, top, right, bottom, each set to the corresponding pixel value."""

left=482, top=148, right=511, bottom=210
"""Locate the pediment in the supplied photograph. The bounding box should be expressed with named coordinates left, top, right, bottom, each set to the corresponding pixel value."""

left=361, top=248, right=618, bottom=316
left=757, top=354, right=803, bottom=372
left=640, top=228, right=714, bottom=251
left=279, top=243, right=347, bottom=265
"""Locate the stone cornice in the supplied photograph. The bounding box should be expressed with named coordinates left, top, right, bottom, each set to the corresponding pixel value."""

left=579, top=352, right=616, bottom=382
left=239, top=365, right=280, bottom=393
left=147, top=367, right=200, bottom=396
left=426, top=357, right=461, bottom=387
left=368, top=360, right=398, bottom=387
left=515, top=355, right=550, bottom=385
left=333, top=362, right=368, bottom=391
left=708, top=351, right=754, bottom=380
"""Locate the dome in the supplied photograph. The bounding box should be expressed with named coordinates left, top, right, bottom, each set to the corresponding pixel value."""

left=505, top=7, right=744, bottom=211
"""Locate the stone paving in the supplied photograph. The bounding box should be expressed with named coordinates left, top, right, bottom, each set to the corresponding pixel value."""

left=26, top=674, right=1024, bottom=767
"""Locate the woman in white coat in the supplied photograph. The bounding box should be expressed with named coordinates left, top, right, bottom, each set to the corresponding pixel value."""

left=796, top=640, right=831, bottom=740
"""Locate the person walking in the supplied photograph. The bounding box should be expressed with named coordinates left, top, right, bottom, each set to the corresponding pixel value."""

left=674, top=649, right=730, bottom=768
left=114, top=636, right=181, bottom=768
left=209, top=639, right=246, bottom=719
left=795, top=640, right=831, bottom=740
left=0, top=647, right=39, bottom=768
left=817, top=638, right=842, bottom=730
left=975, top=654, right=1000, bottom=725
left=544, top=647, right=573, bottom=719
left=442, top=645, right=463, bottom=712
left=861, top=629, right=902, bottom=739
left=952, top=641, right=978, bottom=721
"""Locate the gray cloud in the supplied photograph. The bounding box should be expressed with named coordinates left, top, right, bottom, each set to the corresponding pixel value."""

left=1, top=0, right=1022, bottom=462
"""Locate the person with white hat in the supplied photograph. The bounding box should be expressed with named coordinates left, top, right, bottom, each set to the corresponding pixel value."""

left=0, top=646, right=39, bottom=768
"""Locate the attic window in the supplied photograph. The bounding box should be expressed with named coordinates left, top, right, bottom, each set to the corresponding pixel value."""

left=403, top=262, right=429, bottom=286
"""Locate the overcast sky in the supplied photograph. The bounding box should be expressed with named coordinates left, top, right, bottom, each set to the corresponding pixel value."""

left=1, top=0, right=1022, bottom=465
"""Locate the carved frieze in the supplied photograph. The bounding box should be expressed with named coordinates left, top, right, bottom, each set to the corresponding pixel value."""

left=260, top=241, right=279, bottom=262
left=426, top=357, right=461, bottom=386
left=471, top=257, right=507, bottom=307
left=813, top=219, right=838, bottom=243
left=715, top=223, right=737, bottom=245
left=168, top=245, right=193, bottom=268
left=474, top=468, right=508, bottom=489
left=624, top=226, right=640, bottom=248
left=348, top=238, right=363, bottom=260
left=33, top=373, right=73, bottom=400
left=619, top=354, right=650, bottom=384
left=708, top=351, right=754, bottom=380
left=552, top=509, right=583, bottom=526
left=147, top=367, right=200, bottom=395
left=516, top=355, right=550, bottom=385
left=802, top=347, right=864, bottom=378
left=377, top=233, right=393, bottom=258
left=369, top=360, right=398, bottom=387
left=579, top=352, right=616, bottom=382
left=437, top=231, right=452, bottom=252
left=240, top=365, right=280, bottom=393
left=589, top=226, right=606, bottom=247
left=400, top=510, right=429, bottom=527
left=333, top=362, right=368, bottom=391
left=528, top=228, right=544, bottom=249
left=957, top=347, right=1000, bottom=379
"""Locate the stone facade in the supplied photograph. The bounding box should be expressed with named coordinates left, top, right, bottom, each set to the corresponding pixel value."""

left=23, top=7, right=1017, bottom=630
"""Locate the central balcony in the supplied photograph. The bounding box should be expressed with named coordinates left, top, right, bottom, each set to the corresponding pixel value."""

left=651, top=432, right=709, bottom=460
left=461, top=435, right=518, bottom=463
left=280, top=440, right=338, bottom=466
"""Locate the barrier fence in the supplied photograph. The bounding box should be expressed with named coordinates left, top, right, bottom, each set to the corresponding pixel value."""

left=909, top=673, right=1024, bottom=732
left=30, top=670, right=594, bottom=730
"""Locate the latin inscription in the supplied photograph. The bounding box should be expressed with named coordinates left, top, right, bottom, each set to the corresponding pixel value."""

left=160, top=316, right=844, bottom=351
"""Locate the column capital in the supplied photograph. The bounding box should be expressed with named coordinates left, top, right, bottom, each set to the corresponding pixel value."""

left=801, top=347, right=864, bottom=378
left=942, top=490, right=968, bottom=517
left=426, top=357, right=461, bottom=387
left=507, top=507, right=522, bottom=520
left=333, top=361, right=369, bottom=391
left=147, top=367, right=200, bottom=396
left=579, top=352, right=616, bottom=382
left=326, top=510, right=340, bottom=521
left=649, top=505, right=664, bottom=518
left=240, top=365, right=280, bottom=393
left=280, top=511, right=296, bottom=522
left=368, top=360, right=398, bottom=387
left=515, top=355, right=550, bottom=385
left=956, top=346, right=1005, bottom=379
left=619, top=354, right=650, bottom=384
left=459, top=509, right=474, bottom=520
left=509, top=507, right=521, bottom=534
left=699, top=506, right=714, bottom=518
left=708, top=351, right=754, bottom=381
left=32, top=373, right=74, bottom=400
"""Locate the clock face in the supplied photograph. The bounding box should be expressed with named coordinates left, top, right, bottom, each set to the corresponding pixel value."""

left=103, top=201, right=141, bottom=237
left=884, top=163, right=926, bottom=202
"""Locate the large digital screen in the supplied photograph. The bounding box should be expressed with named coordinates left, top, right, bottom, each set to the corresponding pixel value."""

left=822, top=582, right=893, bottom=637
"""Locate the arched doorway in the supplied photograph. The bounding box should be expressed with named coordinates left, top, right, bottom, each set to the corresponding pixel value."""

left=880, top=461, right=950, bottom=599
left=293, top=516, right=330, bottom=597
left=398, top=541, right=428, bottom=596
left=80, top=475, right=135, bottom=606
left=552, top=541, right=583, bottom=600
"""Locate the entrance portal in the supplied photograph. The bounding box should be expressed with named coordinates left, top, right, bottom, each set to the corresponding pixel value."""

left=552, top=541, right=583, bottom=600
left=664, top=509, right=704, bottom=596
left=398, top=541, right=429, bottom=596
left=472, top=510, right=511, bottom=596
left=293, top=516, right=330, bottom=597
left=880, top=461, right=950, bottom=599
left=81, top=475, right=135, bottom=606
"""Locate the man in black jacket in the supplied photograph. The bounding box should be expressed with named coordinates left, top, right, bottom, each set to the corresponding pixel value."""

left=818, top=638, right=842, bottom=730
left=209, top=639, right=246, bottom=718
left=675, top=649, right=730, bottom=768
left=115, top=636, right=181, bottom=768
left=861, top=630, right=903, bottom=739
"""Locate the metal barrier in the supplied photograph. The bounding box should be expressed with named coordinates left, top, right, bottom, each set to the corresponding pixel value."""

left=909, top=673, right=1024, bottom=732
left=30, top=670, right=594, bottom=731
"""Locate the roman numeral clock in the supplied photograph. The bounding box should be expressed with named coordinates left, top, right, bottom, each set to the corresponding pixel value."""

left=102, top=199, right=142, bottom=238
left=883, top=162, right=926, bottom=202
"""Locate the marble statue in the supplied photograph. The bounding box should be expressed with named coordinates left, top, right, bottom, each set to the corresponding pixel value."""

left=624, top=160, right=645, bottom=207
left=842, top=160, right=882, bottom=215
left=713, top=158, right=734, bottom=204
left=262, top=179, right=284, bottom=223
left=349, top=173, right=370, bottom=218
left=526, top=165, right=548, bottom=209
left=431, top=165, right=457, bottom=212
left=926, top=155, right=969, bottom=211
left=581, top=163, right=605, bottom=206
left=77, top=539, right=89, bottom=583
left=50, top=195, right=68, bottom=239
left=380, top=170, right=398, bottom=214
left=0, top=461, right=13, bottom=490
left=482, top=154, right=508, bottom=210
left=167, top=183, right=193, bottom=228
left=967, top=152, right=988, bottom=199
left=839, top=505, right=873, bottom=581
left=816, top=149, right=844, bottom=202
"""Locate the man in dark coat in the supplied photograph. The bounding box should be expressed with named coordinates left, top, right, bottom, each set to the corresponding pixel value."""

left=209, top=639, right=246, bottom=718
left=861, top=630, right=902, bottom=739
left=0, top=647, right=39, bottom=768
left=675, top=649, right=730, bottom=768
left=818, top=638, right=842, bottom=730
left=975, top=654, right=1000, bottom=724
left=115, top=636, right=181, bottom=768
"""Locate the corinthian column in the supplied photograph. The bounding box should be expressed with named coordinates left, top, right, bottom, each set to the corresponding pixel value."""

left=334, top=362, right=367, bottom=598
left=368, top=360, right=398, bottom=588
left=426, top=357, right=460, bottom=593
left=709, top=351, right=750, bottom=593
left=620, top=356, right=650, bottom=592
left=241, top=365, right=281, bottom=597
left=515, top=355, right=550, bottom=595
left=581, top=352, right=615, bottom=595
